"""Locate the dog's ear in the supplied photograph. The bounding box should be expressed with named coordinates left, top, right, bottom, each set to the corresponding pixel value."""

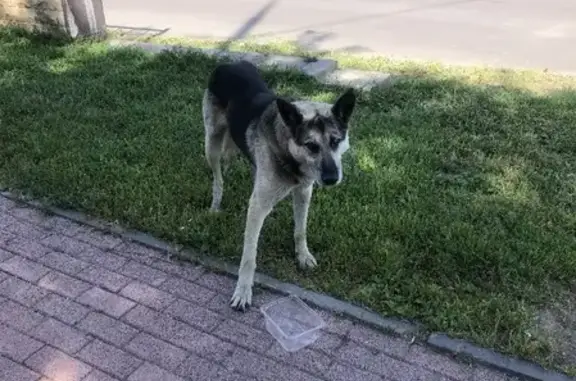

left=276, top=98, right=303, bottom=135
left=332, top=88, right=356, bottom=124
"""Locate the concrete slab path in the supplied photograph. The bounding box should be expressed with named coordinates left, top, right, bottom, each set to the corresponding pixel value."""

left=103, top=0, right=576, bottom=73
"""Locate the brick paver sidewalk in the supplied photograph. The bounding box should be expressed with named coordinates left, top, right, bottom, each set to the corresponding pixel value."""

left=0, top=196, right=515, bottom=381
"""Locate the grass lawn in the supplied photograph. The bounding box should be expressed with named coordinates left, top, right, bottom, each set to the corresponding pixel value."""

left=1, top=28, right=576, bottom=374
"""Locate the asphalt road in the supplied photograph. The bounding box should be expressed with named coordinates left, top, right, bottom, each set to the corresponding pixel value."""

left=103, top=0, right=576, bottom=72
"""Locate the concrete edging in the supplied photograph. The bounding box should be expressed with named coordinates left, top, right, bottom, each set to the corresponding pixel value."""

left=108, top=40, right=394, bottom=91
left=427, top=334, right=574, bottom=381
left=1, top=191, right=573, bottom=381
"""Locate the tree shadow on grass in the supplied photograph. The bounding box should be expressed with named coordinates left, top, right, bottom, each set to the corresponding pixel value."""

left=1, top=28, right=575, bottom=374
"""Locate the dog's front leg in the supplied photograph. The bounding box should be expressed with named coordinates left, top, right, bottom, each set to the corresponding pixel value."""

left=231, top=181, right=287, bottom=311
left=292, top=184, right=317, bottom=269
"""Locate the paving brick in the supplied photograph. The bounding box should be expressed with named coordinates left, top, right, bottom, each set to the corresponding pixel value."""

left=195, top=272, right=237, bottom=292
left=9, top=206, right=49, bottom=223
left=38, top=271, right=91, bottom=298
left=0, top=275, right=49, bottom=306
left=0, top=298, right=45, bottom=331
left=40, top=216, right=92, bottom=237
left=165, top=298, right=224, bottom=330
left=151, top=260, right=204, bottom=282
left=175, top=352, right=230, bottom=381
left=83, top=369, right=121, bottom=381
left=125, top=332, right=188, bottom=371
left=326, top=362, right=383, bottom=381
left=251, top=289, right=280, bottom=307
left=78, top=339, right=142, bottom=379
left=214, top=319, right=274, bottom=354
left=76, top=287, right=135, bottom=318
left=123, top=305, right=182, bottom=340
left=78, top=311, right=138, bottom=346
left=119, top=260, right=168, bottom=286
left=0, top=355, right=41, bottom=381
left=74, top=229, right=123, bottom=250
left=160, top=276, right=216, bottom=305
left=406, top=344, right=472, bottom=380
left=0, top=195, right=17, bottom=211
left=37, top=251, right=90, bottom=275
left=338, top=342, right=445, bottom=380
left=128, top=362, right=185, bottom=381
left=42, top=235, right=127, bottom=271
left=473, top=367, right=517, bottom=381
left=0, top=203, right=515, bottom=381
left=225, top=347, right=323, bottom=381
left=35, top=293, right=90, bottom=324
left=25, top=346, right=92, bottom=381
left=318, top=310, right=354, bottom=336
left=337, top=342, right=388, bottom=374
left=114, top=242, right=164, bottom=265
left=77, top=249, right=128, bottom=272
left=41, top=234, right=92, bottom=255
left=220, top=373, right=257, bottom=381
left=268, top=344, right=332, bottom=376
left=77, top=266, right=130, bottom=292
left=309, top=331, right=343, bottom=353
left=0, top=248, right=14, bottom=262
left=0, top=256, right=50, bottom=282
left=30, top=318, right=90, bottom=354
left=0, top=229, right=16, bottom=245
left=120, top=281, right=175, bottom=310
left=3, top=219, right=49, bottom=240
left=3, top=235, right=51, bottom=259
left=206, top=293, right=263, bottom=328
left=348, top=325, right=410, bottom=357
left=169, top=323, right=234, bottom=362
left=0, top=323, right=44, bottom=361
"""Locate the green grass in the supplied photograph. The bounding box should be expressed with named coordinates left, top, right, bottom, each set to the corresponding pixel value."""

left=2, top=27, right=576, bottom=374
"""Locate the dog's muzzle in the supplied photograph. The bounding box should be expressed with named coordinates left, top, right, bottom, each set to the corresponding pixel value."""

left=320, top=157, right=339, bottom=186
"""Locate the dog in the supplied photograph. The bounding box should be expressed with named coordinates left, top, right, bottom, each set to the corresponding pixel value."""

left=202, top=60, right=356, bottom=311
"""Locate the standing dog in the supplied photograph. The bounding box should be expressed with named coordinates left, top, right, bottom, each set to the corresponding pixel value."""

left=202, top=60, right=356, bottom=311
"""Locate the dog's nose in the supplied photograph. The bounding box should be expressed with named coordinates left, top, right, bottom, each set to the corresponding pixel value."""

left=321, top=171, right=339, bottom=186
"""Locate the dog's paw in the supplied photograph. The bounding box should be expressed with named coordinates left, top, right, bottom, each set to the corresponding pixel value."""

left=209, top=205, right=221, bottom=213
left=297, top=251, right=318, bottom=269
left=230, top=284, right=252, bottom=312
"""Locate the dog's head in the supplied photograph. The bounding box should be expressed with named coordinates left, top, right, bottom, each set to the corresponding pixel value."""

left=276, top=88, right=356, bottom=186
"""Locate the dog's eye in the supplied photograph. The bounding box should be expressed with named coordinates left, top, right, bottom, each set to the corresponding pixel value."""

left=330, top=137, right=341, bottom=149
left=305, top=142, right=320, bottom=154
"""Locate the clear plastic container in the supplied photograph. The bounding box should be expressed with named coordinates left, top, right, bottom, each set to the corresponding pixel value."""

left=260, top=295, right=326, bottom=352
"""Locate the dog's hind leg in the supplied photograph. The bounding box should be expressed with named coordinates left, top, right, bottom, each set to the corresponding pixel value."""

left=292, top=184, right=317, bottom=269
left=221, top=131, right=238, bottom=175
left=202, top=90, right=227, bottom=212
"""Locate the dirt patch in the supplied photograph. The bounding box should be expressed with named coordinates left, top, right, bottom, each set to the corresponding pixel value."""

left=532, top=289, right=576, bottom=371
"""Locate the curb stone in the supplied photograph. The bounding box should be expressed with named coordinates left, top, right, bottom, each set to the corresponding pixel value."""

left=428, top=334, right=574, bottom=381
left=1, top=192, right=573, bottom=381
left=108, top=40, right=393, bottom=90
